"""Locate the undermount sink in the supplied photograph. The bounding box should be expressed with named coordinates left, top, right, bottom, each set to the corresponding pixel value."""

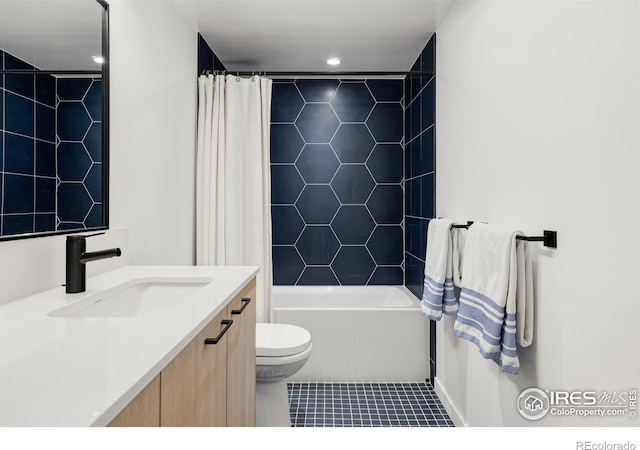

left=48, top=277, right=214, bottom=318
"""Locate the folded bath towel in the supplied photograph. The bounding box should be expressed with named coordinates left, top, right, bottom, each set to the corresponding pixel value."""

left=516, top=239, right=534, bottom=347
left=421, top=218, right=456, bottom=320
left=453, top=223, right=534, bottom=374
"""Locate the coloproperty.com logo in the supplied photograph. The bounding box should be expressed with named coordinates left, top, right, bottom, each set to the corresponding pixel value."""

left=517, top=387, right=638, bottom=421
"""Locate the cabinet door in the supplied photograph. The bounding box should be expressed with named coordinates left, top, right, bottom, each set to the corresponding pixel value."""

left=160, top=308, right=228, bottom=427
left=226, top=280, right=256, bottom=426
left=195, top=314, right=228, bottom=426
left=108, top=375, right=160, bottom=427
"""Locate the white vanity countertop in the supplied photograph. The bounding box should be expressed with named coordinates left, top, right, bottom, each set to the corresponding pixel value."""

left=0, top=265, right=259, bottom=427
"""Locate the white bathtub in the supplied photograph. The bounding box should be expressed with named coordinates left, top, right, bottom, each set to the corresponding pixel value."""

left=272, top=285, right=429, bottom=382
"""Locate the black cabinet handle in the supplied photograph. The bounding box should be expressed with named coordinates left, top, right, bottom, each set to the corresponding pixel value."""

left=204, top=319, right=233, bottom=345
left=231, top=297, right=251, bottom=315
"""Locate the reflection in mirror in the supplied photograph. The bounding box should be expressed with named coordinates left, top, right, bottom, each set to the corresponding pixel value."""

left=0, top=0, right=107, bottom=239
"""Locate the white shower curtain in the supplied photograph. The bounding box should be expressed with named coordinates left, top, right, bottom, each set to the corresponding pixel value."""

left=196, top=74, right=273, bottom=323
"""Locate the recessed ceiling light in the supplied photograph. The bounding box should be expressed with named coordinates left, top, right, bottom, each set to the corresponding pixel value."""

left=326, top=57, right=341, bottom=66
left=92, top=56, right=104, bottom=64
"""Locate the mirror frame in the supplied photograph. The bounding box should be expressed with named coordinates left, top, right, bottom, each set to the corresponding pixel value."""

left=99, top=0, right=110, bottom=233
left=0, top=0, right=109, bottom=242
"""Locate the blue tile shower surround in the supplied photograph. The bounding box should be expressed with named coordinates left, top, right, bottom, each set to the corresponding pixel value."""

left=0, top=50, right=57, bottom=236
left=0, top=49, right=103, bottom=236
left=404, top=34, right=436, bottom=300
left=271, top=79, right=404, bottom=286
left=403, top=34, right=436, bottom=381
left=56, top=77, right=103, bottom=230
left=288, top=382, right=454, bottom=427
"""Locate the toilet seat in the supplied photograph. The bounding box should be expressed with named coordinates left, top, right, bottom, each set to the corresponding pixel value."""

left=256, top=323, right=312, bottom=357
left=256, top=343, right=313, bottom=367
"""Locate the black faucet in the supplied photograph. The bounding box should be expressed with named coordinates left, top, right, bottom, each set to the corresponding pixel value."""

left=65, top=233, right=122, bottom=293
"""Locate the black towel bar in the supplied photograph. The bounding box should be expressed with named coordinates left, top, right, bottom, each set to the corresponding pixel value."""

left=445, top=219, right=557, bottom=248
left=451, top=221, right=474, bottom=229
left=516, top=230, right=557, bottom=248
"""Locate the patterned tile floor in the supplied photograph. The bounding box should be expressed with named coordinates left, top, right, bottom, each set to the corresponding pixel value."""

left=288, top=382, right=454, bottom=427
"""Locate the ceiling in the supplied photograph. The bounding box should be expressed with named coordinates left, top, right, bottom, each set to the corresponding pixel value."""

left=0, top=0, right=102, bottom=71
left=176, top=0, right=455, bottom=73
left=0, top=1, right=454, bottom=73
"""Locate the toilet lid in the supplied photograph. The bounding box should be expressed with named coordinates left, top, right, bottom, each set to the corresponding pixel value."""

left=256, top=323, right=312, bottom=357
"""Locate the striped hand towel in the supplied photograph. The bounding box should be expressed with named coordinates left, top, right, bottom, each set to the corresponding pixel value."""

left=453, top=223, right=534, bottom=374
left=421, top=218, right=456, bottom=320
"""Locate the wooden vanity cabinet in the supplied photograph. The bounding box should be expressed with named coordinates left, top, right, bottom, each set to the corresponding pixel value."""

left=108, top=278, right=256, bottom=427
left=107, top=375, right=160, bottom=427
left=226, top=282, right=256, bottom=426
left=160, top=307, right=228, bottom=426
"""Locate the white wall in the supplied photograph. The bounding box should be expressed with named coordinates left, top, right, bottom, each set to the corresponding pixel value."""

left=109, top=0, right=198, bottom=265
left=0, top=228, right=129, bottom=305
left=435, top=0, right=640, bottom=426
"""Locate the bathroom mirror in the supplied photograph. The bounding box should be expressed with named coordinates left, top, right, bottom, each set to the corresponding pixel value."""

left=0, top=0, right=109, bottom=240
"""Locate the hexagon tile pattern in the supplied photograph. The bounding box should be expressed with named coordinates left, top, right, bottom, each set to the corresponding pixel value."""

left=0, top=56, right=105, bottom=237
left=270, top=79, right=404, bottom=286
left=56, top=77, right=103, bottom=230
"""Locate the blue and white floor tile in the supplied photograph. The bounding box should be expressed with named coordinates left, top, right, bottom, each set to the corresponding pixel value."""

left=288, top=382, right=454, bottom=427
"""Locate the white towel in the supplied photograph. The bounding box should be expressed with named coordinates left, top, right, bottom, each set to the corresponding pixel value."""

left=421, top=218, right=456, bottom=320
left=453, top=223, right=534, bottom=374
left=516, top=240, right=534, bottom=347
left=451, top=227, right=467, bottom=288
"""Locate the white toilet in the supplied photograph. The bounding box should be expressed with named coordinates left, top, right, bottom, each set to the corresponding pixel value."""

left=255, top=323, right=312, bottom=427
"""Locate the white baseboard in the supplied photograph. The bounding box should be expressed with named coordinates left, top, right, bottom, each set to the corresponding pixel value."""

left=434, top=377, right=467, bottom=427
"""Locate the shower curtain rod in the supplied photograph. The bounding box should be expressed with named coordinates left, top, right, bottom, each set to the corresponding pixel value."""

left=201, top=70, right=434, bottom=77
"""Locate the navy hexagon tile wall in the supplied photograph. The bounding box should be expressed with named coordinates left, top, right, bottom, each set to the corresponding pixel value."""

left=0, top=48, right=104, bottom=236
left=297, top=226, right=340, bottom=266
left=331, top=124, right=375, bottom=163
left=296, top=144, right=339, bottom=183
left=296, top=80, right=339, bottom=102
left=272, top=206, right=305, bottom=245
left=271, top=124, right=304, bottom=163
left=331, top=83, right=374, bottom=122
left=56, top=77, right=103, bottom=230
left=296, top=185, right=340, bottom=225
left=332, top=206, right=375, bottom=245
left=296, top=103, right=340, bottom=143
left=271, top=79, right=404, bottom=286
